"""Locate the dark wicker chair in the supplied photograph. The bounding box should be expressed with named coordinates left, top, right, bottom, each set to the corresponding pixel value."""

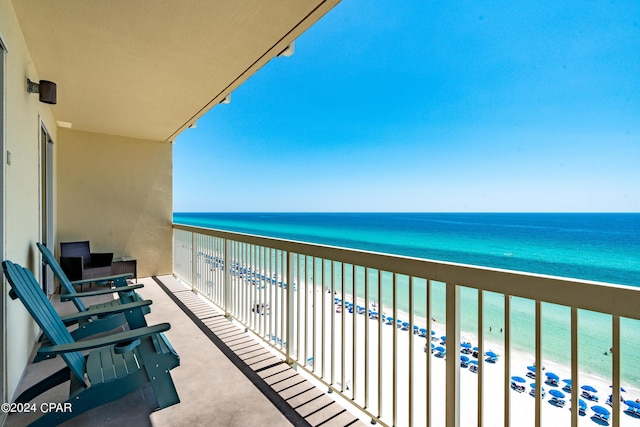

left=59, top=241, right=114, bottom=290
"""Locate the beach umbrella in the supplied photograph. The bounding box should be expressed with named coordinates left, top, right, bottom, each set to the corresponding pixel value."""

left=472, top=346, right=479, bottom=351
left=441, top=335, right=447, bottom=341
left=469, top=360, right=479, bottom=365
left=461, top=342, right=472, bottom=349
left=625, top=400, right=640, bottom=410
left=435, top=346, right=446, bottom=353
left=592, top=405, right=610, bottom=416
left=562, top=379, right=572, bottom=385
left=460, top=355, right=470, bottom=362
left=610, top=385, right=627, bottom=392
left=419, top=328, right=427, bottom=334
left=485, top=351, right=498, bottom=358
left=549, top=389, right=565, bottom=398
left=431, top=330, right=436, bottom=335
left=511, top=376, right=526, bottom=383
left=582, top=385, right=598, bottom=393
left=527, top=365, right=536, bottom=372
left=578, top=399, right=587, bottom=409
left=545, top=372, right=559, bottom=380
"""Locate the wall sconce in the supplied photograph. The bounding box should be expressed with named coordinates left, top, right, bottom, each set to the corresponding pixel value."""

left=26, top=78, right=57, bottom=104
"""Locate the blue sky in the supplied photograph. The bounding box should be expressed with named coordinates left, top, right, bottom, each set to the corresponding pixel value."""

left=174, top=1, right=640, bottom=212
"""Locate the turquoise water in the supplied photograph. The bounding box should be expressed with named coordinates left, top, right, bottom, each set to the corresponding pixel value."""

left=174, top=212, right=640, bottom=386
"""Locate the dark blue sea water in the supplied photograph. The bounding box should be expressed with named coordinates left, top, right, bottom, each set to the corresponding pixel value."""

left=173, top=212, right=640, bottom=286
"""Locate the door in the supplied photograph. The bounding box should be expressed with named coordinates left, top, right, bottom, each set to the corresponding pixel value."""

left=40, top=124, right=54, bottom=294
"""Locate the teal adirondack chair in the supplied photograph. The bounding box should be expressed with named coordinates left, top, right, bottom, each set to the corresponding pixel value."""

left=3, top=260, right=180, bottom=427
left=37, top=243, right=150, bottom=344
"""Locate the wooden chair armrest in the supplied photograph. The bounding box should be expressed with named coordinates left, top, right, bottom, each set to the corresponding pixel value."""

left=59, top=300, right=152, bottom=323
left=70, top=272, right=134, bottom=286
left=37, top=323, right=171, bottom=355
left=60, top=283, right=145, bottom=301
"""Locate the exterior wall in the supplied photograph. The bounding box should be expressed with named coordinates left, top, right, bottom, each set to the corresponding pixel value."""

left=1, top=0, right=172, bottom=403
left=1, top=0, right=58, bottom=403
left=56, top=129, right=173, bottom=278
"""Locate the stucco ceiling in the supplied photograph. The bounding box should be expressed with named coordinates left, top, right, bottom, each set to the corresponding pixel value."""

left=12, top=0, right=339, bottom=141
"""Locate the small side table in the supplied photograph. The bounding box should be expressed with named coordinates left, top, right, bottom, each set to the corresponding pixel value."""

left=112, top=256, right=137, bottom=283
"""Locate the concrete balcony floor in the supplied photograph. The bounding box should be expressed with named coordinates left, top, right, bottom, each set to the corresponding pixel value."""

left=6, top=275, right=365, bottom=427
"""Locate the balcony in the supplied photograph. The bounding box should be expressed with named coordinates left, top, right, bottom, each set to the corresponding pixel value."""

left=6, top=224, right=640, bottom=427
left=6, top=273, right=365, bottom=427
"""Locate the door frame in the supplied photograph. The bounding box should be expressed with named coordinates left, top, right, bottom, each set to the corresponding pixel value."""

left=0, top=32, right=8, bottom=415
left=40, top=122, right=54, bottom=294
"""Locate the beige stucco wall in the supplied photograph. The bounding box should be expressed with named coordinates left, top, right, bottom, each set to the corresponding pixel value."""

left=56, top=129, right=173, bottom=278
left=2, top=2, right=173, bottom=403
left=1, top=0, right=59, bottom=403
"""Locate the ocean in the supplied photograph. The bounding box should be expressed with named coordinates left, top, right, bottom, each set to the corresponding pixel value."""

left=173, top=212, right=640, bottom=386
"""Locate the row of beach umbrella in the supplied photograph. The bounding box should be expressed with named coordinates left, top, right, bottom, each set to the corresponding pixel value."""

left=512, top=375, right=616, bottom=418
left=515, top=368, right=640, bottom=420
left=334, top=298, right=443, bottom=338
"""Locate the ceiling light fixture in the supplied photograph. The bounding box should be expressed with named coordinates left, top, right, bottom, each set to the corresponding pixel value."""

left=277, top=42, right=295, bottom=58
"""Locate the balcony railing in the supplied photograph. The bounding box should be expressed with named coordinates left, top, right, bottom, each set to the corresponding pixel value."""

left=173, top=223, right=640, bottom=427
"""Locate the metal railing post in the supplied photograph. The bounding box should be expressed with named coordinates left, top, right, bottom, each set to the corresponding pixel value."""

left=445, top=282, right=460, bottom=427
left=191, top=232, right=197, bottom=292
left=535, top=300, right=542, bottom=427
left=286, top=251, right=295, bottom=365
left=612, top=315, right=621, bottom=427
left=224, top=238, right=231, bottom=317
left=478, top=289, right=484, bottom=427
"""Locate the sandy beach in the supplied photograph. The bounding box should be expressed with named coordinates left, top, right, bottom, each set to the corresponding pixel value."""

left=282, top=286, right=640, bottom=427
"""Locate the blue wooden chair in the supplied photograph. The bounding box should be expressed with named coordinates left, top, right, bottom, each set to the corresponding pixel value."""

left=34, top=243, right=152, bottom=363
left=38, top=242, right=150, bottom=338
left=3, top=260, right=180, bottom=427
